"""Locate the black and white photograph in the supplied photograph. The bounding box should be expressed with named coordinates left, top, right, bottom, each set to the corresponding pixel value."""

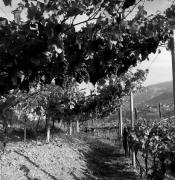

left=0, top=0, right=175, bottom=179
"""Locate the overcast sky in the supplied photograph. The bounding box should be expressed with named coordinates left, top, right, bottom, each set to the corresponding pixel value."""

left=0, top=0, right=173, bottom=86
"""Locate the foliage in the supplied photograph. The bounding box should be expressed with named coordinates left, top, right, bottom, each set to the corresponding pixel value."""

left=0, top=0, right=171, bottom=130
left=74, top=69, right=148, bottom=120
left=0, top=0, right=171, bottom=94
left=0, top=67, right=147, bottom=132
left=0, top=79, right=86, bottom=129
left=2, top=0, right=12, bottom=6
left=1, top=0, right=175, bottom=144
left=126, top=118, right=175, bottom=179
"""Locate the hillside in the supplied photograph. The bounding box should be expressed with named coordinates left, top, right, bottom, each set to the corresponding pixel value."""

left=145, top=91, right=173, bottom=105
left=134, top=81, right=173, bottom=106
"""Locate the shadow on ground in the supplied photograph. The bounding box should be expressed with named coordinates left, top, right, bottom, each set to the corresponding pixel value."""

left=15, top=151, right=58, bottom=180
left=77, top=134, right=140, bottom=180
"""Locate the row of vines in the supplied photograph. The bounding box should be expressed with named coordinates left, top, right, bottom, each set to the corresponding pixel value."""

left=126, top=117, right=175, bottom=180
left=0, top=67, right=147, bottom=144
left=0, top=82, right=81, bottom=142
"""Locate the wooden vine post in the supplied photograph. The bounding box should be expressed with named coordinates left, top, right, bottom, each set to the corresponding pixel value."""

left=69, top=120, right=73, bottom=135
left=158, top=103, right=162, bottom=119
left=24, top=116, right=27, bottom=142
left=171, top=29, right=175, bottom=113
left=134, top=108, right=137, bottom=122
left=76, top=119, right=80, bottom=133
left=119, top=104, right=123, bottom=140
left=46, top=125, right=50, bottom=143
left=130, top=91, right=136, bottom=168
left=46, top=116, right=51, bottom=143
left=91, top=119, right=94, bottom=126
left=59, top=119, right=63, bottom=128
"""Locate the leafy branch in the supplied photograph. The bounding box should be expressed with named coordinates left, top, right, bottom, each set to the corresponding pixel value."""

left=123, top=0, right=143, bottom=20
left=65, top=1, right=103, bottom=31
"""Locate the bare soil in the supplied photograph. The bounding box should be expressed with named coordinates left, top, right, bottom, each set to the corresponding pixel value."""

left=0, top=128, right=140, bottom=180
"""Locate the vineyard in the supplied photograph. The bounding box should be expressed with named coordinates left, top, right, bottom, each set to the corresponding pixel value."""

left=125, top=116, right=175, bottom=180
left=1, top=0, right=175, bottom=179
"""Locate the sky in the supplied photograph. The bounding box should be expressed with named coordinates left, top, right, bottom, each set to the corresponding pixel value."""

left=0, top=0, right=173, bottom=87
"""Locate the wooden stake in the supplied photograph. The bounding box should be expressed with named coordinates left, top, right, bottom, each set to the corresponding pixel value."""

left=52, top=119, right=55, bottom=129
left=171, top=30, right=175, bottom=113
left=130, top=91, right=136, bottom=168
left=59, top=119, right=63, bottom=128
left=130, top=91, right=134, bottom=129
left=76, top=119, right=80, bottom=133
left=158, top=103, right=162, bottom=119
left=134, top=108, right=137, bottom=122
left=69, top=120, right=72, bottom=135
left=46, top=117, right=51, bottom=143
left=24, top=120, right=26, bottom=142
left=46, top=125, right=50, bottom=143
left=119, top=105, right=123, bottom=139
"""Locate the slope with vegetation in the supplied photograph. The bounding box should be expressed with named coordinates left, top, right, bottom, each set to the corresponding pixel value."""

left=134, top=81, right=173, bottom=107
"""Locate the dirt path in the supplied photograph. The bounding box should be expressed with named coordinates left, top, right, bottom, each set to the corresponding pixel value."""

left=81, top=136, right=140, bottom=180
left=0, top=128, right=140, bottom=180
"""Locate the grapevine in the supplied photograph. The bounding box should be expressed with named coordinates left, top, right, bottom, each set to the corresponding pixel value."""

left=126, top=118, right=175, bottom=180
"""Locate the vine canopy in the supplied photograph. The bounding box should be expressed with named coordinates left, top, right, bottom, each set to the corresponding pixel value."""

left=0, top=0, right=172, bottom=94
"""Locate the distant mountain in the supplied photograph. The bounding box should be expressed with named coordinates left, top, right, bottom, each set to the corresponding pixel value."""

left=145, top=92, right=173, bottom=105
left=134, top=81, right=173, bottom=107
left=148, top=81, right=173, bottom=91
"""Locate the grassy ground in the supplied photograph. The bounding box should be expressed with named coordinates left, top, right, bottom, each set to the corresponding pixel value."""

left=0, top=127, right=140, bottom=180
